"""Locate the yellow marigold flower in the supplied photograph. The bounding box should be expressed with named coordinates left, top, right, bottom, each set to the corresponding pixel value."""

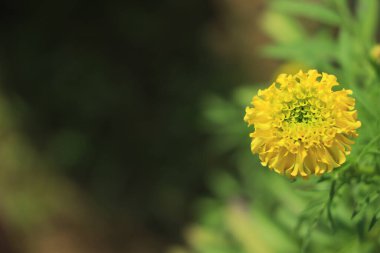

left=244, top=70, right=361, bottom=178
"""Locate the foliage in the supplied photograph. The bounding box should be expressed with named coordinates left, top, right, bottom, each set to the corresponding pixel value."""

left=169, top=0, right=380, bottom=252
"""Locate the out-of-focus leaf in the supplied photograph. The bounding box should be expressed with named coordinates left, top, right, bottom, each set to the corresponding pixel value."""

left=209, top=172, right=241, bottom=200
left=351, top=208, right=360, bottom=219
left=232, top=86, right=259, bottom=107
left=225, top=204, right=298, bottom=253
left=260, top=11, right=306, bottom=44
left=185, top=225, right=233, bottom=253
left=270, top=0, right=340, bottom=25
left=357, top=0, right=378, bottom=45
left=202, top=96, right=238, bottom=126
left=263, top=33, right=336, bottom=66
left=337, top=28, right=362, bottom=85
left=368, top=213, right=378, bottom=231
left=273, top=62, right=310, bottom=77
left=196, top=198, right=224, bottom=228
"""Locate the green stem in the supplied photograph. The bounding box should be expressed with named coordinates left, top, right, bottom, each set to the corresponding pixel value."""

left=355, top=134, right=380, bottom=164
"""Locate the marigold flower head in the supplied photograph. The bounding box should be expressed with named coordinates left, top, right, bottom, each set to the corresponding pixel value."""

left=244, top=70, right=361, bottom=178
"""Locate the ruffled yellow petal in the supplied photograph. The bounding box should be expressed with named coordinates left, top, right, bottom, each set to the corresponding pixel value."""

left=244, top=70, right=360, bottom=178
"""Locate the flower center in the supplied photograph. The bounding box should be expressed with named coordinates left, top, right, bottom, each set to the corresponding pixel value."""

left=274, top=97, right=334, bottom=150
left=290, top=106, right=311, bottom=123
left=282, top=99, right=321, bottom=125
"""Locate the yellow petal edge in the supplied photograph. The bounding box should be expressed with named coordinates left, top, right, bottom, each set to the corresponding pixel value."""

left=244, top=70, right=361, bottom=178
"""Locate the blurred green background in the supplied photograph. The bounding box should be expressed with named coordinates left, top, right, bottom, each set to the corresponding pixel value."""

left=3, top=0, right=378, bottom=252
left=0, top=0, right=275, bottom=252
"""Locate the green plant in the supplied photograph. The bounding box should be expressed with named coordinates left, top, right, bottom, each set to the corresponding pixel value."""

left=169, top=1, right=380, bottom=252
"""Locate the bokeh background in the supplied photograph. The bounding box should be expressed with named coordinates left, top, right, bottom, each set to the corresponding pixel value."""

left=0, top=0, right=278, bottom=252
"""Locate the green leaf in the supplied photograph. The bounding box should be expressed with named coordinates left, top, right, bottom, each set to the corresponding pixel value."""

left=317, top=174, right=331, bottom=183
left=368, top=214, right=378, bottom=231
left=337, top=29, right=361, bottom=86
left=351, top=208, right=360, bottom=219
left=367, top=191, right=380, bottom=203
left=233, top=85, right=259, bottom=107
left=262, top=32, right=336, bottom=66
left=260, top=11, right=306, bottom=44
left=357, top=0, right=379, bottom=46
left=202, top=95, right=238, bottom=126
left=209, top=172, right=241, bottom=200
left=270, top=0, right=340, bottom=25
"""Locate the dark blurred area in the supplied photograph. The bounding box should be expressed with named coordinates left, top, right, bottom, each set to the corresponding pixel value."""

left=0, top=0, right=270, bottom=252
